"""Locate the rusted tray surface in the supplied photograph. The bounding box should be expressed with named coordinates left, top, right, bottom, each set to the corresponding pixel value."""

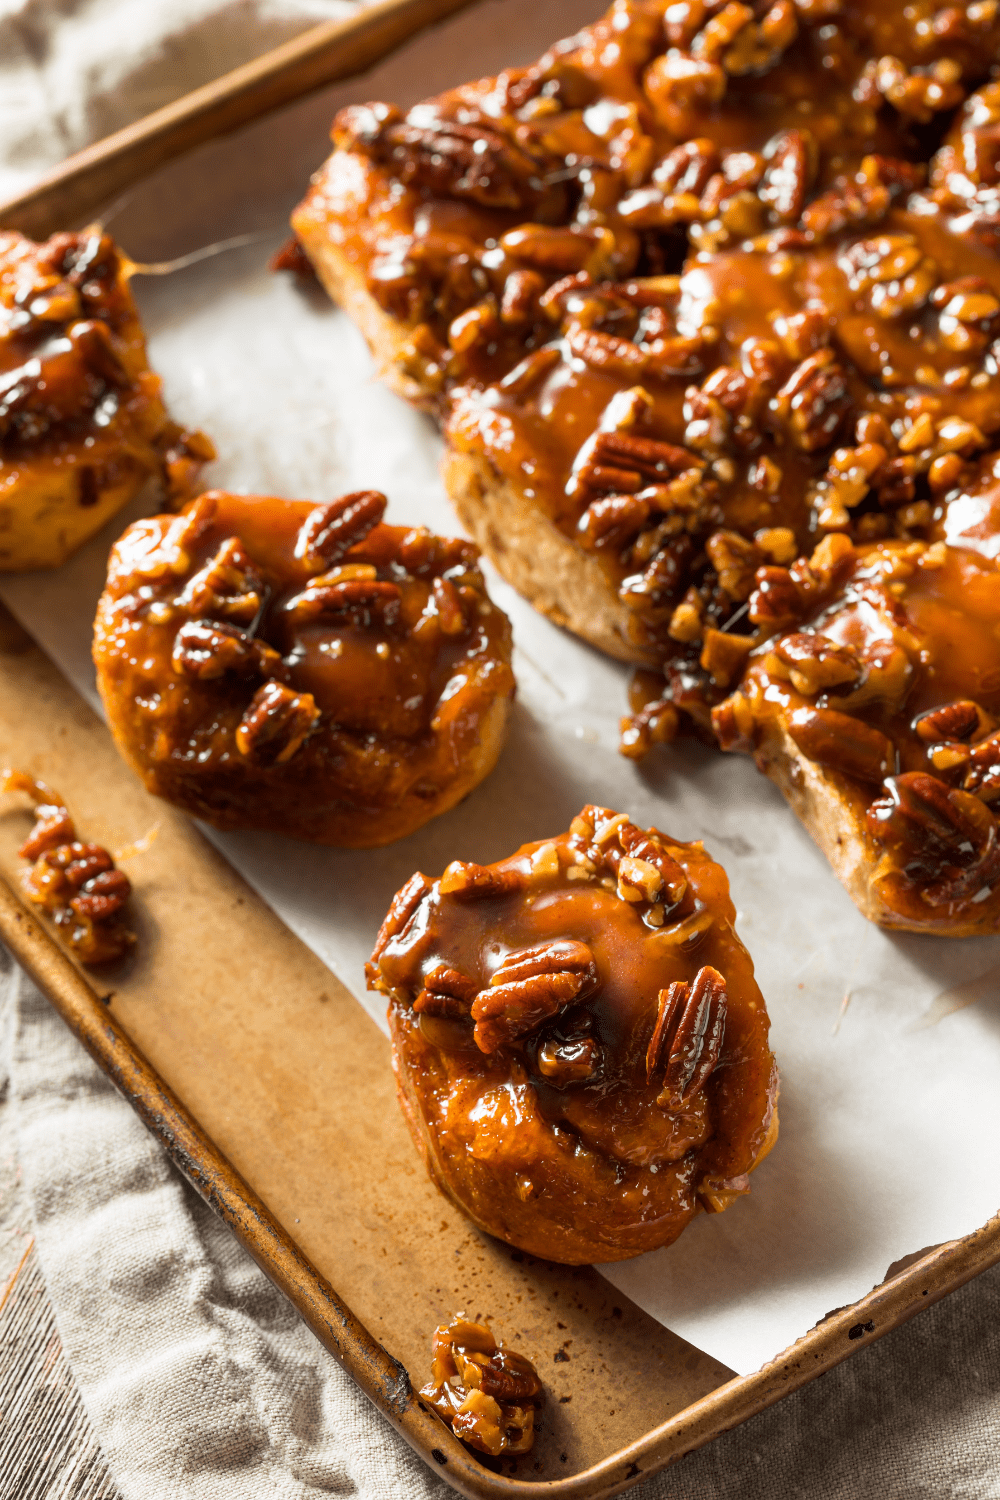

left=3, top=606, right=1000, bottom=1500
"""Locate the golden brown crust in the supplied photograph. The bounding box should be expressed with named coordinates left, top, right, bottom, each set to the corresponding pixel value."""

left=292, top=168, right=434, bottom=410
left=443, top=447, right=656, bottom=666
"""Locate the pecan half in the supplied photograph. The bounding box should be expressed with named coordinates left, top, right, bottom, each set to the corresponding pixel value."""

left=176, top=538, right=265, bottom=625
left=287, top=576, right=401, bottom=626
left=770, top=349, right=850, bottom=452
left=439, top=861, right=526, bottom=899
left=470, top=939, right=597, bottom=1053
left=2, top=771, right=135, bottom=964
left=868, top=772, right=999, bottom=903
left=171, top=620, right=281, bottom=681
left=646, top=966, right=727, bottom=1108
left=234, top=682, right=319, bottom=765
left=413, top=962, right=479, bottom=1019
left=787, top=705, right=895, bottom=784
left=914, top=700, right=985, bottom=744
left=367, top=871, right=431, bottom=973
left=335, top=103, right=554, bottom=213
left=294, top=491, right=387, bottom=572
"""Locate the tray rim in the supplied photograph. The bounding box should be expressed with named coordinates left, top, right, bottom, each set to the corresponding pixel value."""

left=3, top=863, right=1000, bottom=1500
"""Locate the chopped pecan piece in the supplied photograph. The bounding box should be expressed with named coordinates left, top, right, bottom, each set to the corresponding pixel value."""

left=646, top=966, right=727, bottom=1108
left=1, top=771, right=135, bottom=964
left=294, top=491, right=387, bottom=571
left=769, top=634, right=862, bottom=696
left=420, top=1316, right=542, bottom=1457
left=471, top=939, right=597, bottom=1052
left=537, top=1034, right=601, bottom=1083
left=234, top=682, right=319, bottom=766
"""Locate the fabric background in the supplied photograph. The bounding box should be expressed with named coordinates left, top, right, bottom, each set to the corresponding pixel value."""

left=1, top=3, right=999, bottom=1496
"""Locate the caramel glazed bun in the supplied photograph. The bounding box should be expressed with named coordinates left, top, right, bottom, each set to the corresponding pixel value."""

left=367, top=805, right=778, bottom=1264
left=1, top=227, right=213, bottom=571
left=93, top=489, right=515, bottom=846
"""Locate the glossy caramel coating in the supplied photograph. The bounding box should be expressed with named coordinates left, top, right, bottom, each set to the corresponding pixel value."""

left=713, top=452, right=1000, bottom=932
left=0, top=228, right=213, bottom=571
left=367, top=805, right=777, bottom=1264
left=93, top=489, right=514, bottom=846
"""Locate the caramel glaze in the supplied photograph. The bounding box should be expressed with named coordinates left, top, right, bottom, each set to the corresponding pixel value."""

left=93, top=489, right=515, bottom=847
left=367, top=805, right=777, bottom=1264
left=0, top=229, right=212, bottom=568
left=714, top=451, right=1000, bottom=932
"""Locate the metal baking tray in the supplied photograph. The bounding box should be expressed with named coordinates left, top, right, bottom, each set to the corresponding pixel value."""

left=1, top=5, right=1000, bottom=1492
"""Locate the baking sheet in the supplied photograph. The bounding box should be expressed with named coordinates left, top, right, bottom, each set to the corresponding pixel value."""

left=3, top=0, right=1000, bottom=1381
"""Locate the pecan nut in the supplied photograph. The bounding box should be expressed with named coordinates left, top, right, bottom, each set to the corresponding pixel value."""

left=176, top=538, right=265, bottom=625
left=367, top=871, right=432, bottom=974
left=470, top=939, right=597, bottom=1053
left=787, top=705, right=895, bottom=784
left=914, top=700, right=987, bottom=744
left=234, top=682, right=319, bottom=765
left=646, top=966, right=727, bottom=1108
left=294, top=491, right=387, bottom=571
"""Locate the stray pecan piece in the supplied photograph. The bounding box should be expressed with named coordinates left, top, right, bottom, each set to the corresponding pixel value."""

left=1, top=771, right=135, bottom=964
left=419, top=1316, right=543, bottom=1458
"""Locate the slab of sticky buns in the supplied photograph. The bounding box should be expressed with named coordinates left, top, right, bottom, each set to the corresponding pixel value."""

left=293, top=0, right=1000, bottom=934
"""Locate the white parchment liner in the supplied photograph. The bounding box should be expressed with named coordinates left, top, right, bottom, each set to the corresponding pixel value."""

left=3, top=0, right=999, bottom=1378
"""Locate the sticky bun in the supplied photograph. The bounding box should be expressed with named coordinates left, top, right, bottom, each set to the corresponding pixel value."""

left=1, top=771, right=134, bottom=963
left=367, top=805, right=777, bottom=1264
left=713, top=452, right=1000, bottom=934
left=292, top=0, right=1000, bottom=931
left=0, top=227, right=213, bottom=571
left=93, top=489, right=514, bottom=846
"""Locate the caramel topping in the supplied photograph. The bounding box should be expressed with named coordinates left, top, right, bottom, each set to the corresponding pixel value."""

left=368, top=805, right=777, bottom=1262
left=93, top=491, right=514, bottom=846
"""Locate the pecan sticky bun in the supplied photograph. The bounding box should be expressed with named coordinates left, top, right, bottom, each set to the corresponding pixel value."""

left=0, top=227, right=213, bottom=571
left=92, top=490, right=515, bottom=846
left=292, top=0, right=1000, bottom=931
left=1, top=771, right=134, bottom=963
left=420, top=1316, right=543, bottom=1457
left=712, top=451, right=1000, bottom=934
left=366, top=805, right=778, bottom=1263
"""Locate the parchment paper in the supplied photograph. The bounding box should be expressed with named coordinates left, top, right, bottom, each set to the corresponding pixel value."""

left=3, top=0, right=999, bottom=1379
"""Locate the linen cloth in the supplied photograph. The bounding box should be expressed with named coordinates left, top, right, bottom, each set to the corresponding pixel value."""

left=1, top=4, right=999, bottom=1497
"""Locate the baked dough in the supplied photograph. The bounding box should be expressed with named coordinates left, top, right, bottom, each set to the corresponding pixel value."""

left=93, top=488, right=515, bottom=846
left=367, top=805, right=778, bottom=1263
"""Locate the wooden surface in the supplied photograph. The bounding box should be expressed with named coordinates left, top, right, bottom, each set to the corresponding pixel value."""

left=0, top=1245, right=121, bottom=1500
left=0, top=0, right=479, bottom=241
